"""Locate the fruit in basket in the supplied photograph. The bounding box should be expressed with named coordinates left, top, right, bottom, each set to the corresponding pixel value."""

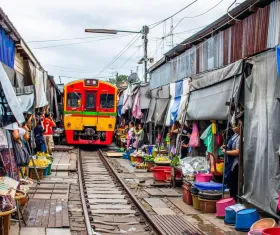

left=29, top=158, right=50, bottom=167
left=155, top=156, right=170, bottom=162
left=36, top=152, right=50, bottom=157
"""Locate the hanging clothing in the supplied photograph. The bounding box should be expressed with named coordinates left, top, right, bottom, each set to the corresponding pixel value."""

left=0, top=129, right=19, bottom=181
left=200, top=124, right=223, bottom=156
left=132, top=90, right=143, bottom=119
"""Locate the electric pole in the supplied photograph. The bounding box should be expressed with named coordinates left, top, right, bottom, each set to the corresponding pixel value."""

left=116, top=72, right=118, bottom=86
left=142, top=25, right=149, bottom=83
left=85, top=25, right=149, bottom=82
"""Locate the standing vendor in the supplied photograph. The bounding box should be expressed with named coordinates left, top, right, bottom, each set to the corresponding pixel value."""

left=221, top=120, right=241, bottom=202
left=181, top=128, right=192, bottom=159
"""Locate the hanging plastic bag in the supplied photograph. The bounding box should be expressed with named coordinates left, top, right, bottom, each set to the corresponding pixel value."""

left=216, top=133, right=223, bottom=147
left=189, top=122, right=200, bottom=148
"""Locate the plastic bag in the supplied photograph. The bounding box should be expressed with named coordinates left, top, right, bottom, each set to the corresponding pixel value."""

left=189, top=123, right=200, bottom=148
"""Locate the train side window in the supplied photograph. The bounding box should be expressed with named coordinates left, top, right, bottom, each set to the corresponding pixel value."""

left=100, top=94, right=114, bottom=108
left=86, top=92, right=96, bottom=110
left=67, top=92, right=81, bottom=108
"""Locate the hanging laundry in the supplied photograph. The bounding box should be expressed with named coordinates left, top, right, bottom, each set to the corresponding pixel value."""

left=132, top=90, right=143, bottom=119
left=201, top=124, right=223, bottom=156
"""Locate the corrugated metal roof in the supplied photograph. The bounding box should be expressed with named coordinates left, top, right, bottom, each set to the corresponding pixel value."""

left=267, top=0, right=280, bottom=48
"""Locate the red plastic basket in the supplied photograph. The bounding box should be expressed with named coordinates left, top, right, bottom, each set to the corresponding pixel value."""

left=183, top=184, right=193, bottom=205
left=151, top=166, right=171, bottom=181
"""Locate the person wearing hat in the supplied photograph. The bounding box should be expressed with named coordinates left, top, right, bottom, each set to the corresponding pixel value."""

left=221, top=120, right=241, bottom=202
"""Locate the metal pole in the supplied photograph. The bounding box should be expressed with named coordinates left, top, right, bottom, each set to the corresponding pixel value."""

left=143, top=26, right=149, bottom=83
left=116, top=72, right=118, bottom=85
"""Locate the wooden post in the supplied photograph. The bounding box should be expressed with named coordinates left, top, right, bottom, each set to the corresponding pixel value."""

left=238, top=121, right=244, bottom=203
left=149, top=123, right=153, bottom=144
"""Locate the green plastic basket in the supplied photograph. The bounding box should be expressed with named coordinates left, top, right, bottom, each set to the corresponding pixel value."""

left=47, top=164, right=52, bottom=175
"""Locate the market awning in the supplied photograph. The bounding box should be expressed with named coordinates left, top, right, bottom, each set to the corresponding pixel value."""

left=243, top=50, right=280, bottom=218
left=139, top=82, right=150, bottom=110
left=0, top=63, right=25, bottom=126
left=15, top=86, right=34, bottom=114
left=146, top=89, right=158, bottom=123
left=117, top=92, right=124, bottom=117
left=165, top=79, right=189, bottom=126
left=186, top=60, right=243, bottom=120
left=121, top=83, right=139, bottom=115
left=154, top=84, right=169, bottom=125
left=28, top=61, right=48, bottom=108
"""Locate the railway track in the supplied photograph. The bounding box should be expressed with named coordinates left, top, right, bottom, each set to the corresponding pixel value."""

left=78, top=148, right=164, bottom=235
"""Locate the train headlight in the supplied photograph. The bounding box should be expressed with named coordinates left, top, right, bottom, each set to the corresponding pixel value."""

left=101, top=132, right=106, bottom=138
left=67, top=122, right=71, bottom=127
left=108, top=124, right=112, bottom=128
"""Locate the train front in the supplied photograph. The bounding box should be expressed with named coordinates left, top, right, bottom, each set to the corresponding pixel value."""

left=63, top=79, right=117, bottom=145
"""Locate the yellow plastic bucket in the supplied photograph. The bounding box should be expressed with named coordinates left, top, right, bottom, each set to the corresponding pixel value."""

left=192, top=194, right=201, bottom=210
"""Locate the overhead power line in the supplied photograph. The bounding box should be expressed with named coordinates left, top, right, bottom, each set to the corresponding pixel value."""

left=95, top=34, right=141, bottom=78
left=32, top=34, right=131, bottom=49
left=148, top=0, right=199, bottom=29
left=27, top=34, right=119, bottom=43
left=172, top=0, right=224, bottom=32
left=44, top=64, right=96, bottom=72
left=118, top=43, right=144, bottom=70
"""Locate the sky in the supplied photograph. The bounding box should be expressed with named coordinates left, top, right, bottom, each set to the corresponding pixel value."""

left=2, top=0, right=244, bottom=84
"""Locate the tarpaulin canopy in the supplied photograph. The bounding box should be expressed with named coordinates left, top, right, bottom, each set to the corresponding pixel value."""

left=243, top=50, right=280, bottom=217
left=139, top=82, right=150, bottom=109
left=15, top=86, right=34, bottom=114
left=186, top=60, right=243, bottom=120
left=121, top=83, right=139, bottom=114
left=0, top=63, right=24, bottom=126
left=154, top=85, right=169, bottom=125
left=28, top=61, right=48, bottom=108
left=0, top=28, right=15, bottom=69
left=146, top=89, right=158, bottom=123
left=117, top=92, right=124, bottom=117
left=166, top=80, right=189, bottom=126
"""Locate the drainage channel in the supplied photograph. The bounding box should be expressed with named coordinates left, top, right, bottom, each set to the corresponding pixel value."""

left=78, top=148, right=164, bottom=235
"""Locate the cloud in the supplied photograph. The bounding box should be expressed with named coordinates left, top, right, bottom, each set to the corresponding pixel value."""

left=1, top=0, right=244, bottom=83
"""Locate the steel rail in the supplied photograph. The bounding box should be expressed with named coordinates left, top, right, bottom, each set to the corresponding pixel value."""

left=98, top=149, right=166, bottom=235
left=77, top=148, right=93, bottom=235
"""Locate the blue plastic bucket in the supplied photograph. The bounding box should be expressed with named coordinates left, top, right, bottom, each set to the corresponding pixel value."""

left=123, top=153, right=130, bottom=160
left=224, top=206, right=236, bottom=225
left=235, top=209, right=259, bottom=232
left=43, top=167, right=48, bottom=176
left=148, top=146, right=153, bottom=155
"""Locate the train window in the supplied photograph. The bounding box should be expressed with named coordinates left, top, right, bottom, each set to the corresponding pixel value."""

left=67, top=92, right=81, bottom=108
left=100, top=94, right=114, bottom=108
left=86, top=92, right=96, bottom=110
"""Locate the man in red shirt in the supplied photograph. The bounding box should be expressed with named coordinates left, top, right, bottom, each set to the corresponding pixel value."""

left=43, top=112, right=56, bottom=155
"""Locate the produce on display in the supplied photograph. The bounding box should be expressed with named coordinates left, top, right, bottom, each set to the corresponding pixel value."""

left=171, top=155, right=180, bottom=167
left=154, top=156, right=170, bottom=162
left=135, top=162, right=147, bottom=169
left=36, top=152, right=50, bottom=157
left=29, top=159, right=51, bottom=168
left=144, top=155, right=154, bottom=162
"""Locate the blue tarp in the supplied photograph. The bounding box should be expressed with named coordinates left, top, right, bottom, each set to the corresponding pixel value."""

left=0, top=28, right=15, bottom=68
left=276, top=45, right=280, bottom=77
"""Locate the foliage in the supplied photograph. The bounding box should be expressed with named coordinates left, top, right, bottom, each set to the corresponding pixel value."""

left=108, top=75, right=128, bottom=86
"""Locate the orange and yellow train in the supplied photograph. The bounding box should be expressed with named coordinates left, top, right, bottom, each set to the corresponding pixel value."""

left=63, top=79, right=117, bottom=145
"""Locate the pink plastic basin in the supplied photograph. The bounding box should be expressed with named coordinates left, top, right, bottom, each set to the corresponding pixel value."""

left=216, top=197, right=236, bottom=217
left=151, top=166, right=171, bottom=181
left=248, top=230, right=263, bottom=235
left=196, top=173, right=213, bottom=182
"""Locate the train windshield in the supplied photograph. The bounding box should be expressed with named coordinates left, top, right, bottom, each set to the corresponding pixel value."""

left=67, top=92, right=81, bottom=107
left=100, top=94, right=114, bottom=108
left=86, top=92, right=96, bottom=110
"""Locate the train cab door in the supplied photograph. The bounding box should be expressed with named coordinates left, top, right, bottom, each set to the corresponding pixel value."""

left=84, top=91, right=97, bottom=112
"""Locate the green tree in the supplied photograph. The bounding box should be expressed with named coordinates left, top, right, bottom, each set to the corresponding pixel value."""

left=108, top=74, right=128, bottom=86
